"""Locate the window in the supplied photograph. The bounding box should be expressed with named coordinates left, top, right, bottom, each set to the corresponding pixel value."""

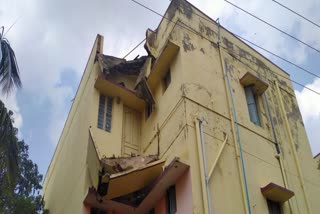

left=97, top=95, right=113, bottom=132
left=166, top=185, right=177, bottom=214
left=148, top=208, right=155, bottom=214
left=267, top=200, right=281, bottom=214
left=145, top=102, right=153, bottom=119
left=244, top=85, right=261, bottom=126
left=90, top=207, right=106, bottom=214
left=162, top=69, right=171, bottom=93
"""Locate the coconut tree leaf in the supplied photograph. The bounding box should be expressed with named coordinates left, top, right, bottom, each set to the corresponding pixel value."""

left=0, top=28, right=21, bottom=95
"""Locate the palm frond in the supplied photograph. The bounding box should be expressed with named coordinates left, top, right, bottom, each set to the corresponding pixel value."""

left=0, top=29, right=22, bottom=95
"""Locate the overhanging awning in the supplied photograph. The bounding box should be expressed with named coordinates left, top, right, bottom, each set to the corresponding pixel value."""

left=147, top=40, right=179, bottom=90
left=261, top=182, right=294, bottom=203
left=136, top=158, right=189, bottom=212
left=95, top=74, right=145, bottom=111
left=240, top=72, right=268, bottom=95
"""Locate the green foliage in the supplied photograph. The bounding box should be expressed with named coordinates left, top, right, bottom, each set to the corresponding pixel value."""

left=0, top=100, right=18, bottom=189
left=0, top=100, right=48, bottom=213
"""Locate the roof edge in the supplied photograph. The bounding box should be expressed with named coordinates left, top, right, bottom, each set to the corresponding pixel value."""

left=160, top=0, right=290, bottom=77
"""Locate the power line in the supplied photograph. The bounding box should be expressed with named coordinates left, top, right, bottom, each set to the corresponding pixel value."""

left=3, top=15, right=22, bottom=37
left=131, top=0, right=203, bottom=38
left=185, top=5, right=320, bottom=80
left=271, top=0, right=320, bottom=29
left=122, top=38, right=146, bottom=59
left=224, top=0, right=320, bottom=54
left=232, top=33, right=320, bottom=79
left=220, top=45, right=320, bottom=96
left=128, top=0, right=320, bottom=96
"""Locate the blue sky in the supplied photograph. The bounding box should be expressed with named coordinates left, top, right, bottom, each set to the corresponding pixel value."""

left=1, top=0, right=320, bottom=178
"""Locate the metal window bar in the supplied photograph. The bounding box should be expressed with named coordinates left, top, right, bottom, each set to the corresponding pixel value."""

left=105, top=97, right=113, bottom=132
left=97, top=95, right=105, bottom=129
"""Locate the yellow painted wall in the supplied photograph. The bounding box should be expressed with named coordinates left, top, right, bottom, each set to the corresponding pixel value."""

left=42, top=35, right=127, bottom=213
left=42, top=35, right=103, bottom=213
left=43, top=0, right=320, bottom=213
left=142, top=0, right=320, bottom=213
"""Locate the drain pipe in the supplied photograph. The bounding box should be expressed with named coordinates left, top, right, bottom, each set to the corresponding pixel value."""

left=224, top=59, right=252, bottom=214
left=217, top=19, right=251, bottom=214
left=195, top=119, right=211, bottom=214
left=275, top=81, right=311, bottom=213
left=263, top=94, right=293, bottom=213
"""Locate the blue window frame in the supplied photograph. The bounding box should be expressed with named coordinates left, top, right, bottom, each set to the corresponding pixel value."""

left=244, top=85, right=261, bottom=126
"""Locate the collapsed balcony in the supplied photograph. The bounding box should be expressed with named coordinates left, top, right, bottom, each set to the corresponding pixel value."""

left=94, top=54, right=154, bottom=112
left=84, top=152, right=189, bottom=213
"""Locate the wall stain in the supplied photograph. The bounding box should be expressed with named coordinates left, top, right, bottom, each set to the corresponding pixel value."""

left=199, top=21, right=217, bottom=39
left=178, top=0, right=193, bottom=19
left=223, top=37, right=234, bottom=51
left=170, top=0, right=193, bottom=19
left=181, top=83, right=213, bottom=98
left=274, top=106, right=283, bottom=125
left=182, top=33, right=195, bottom=52
left=287, top=96, right=302, bottom=122
left=199, top=21, right=205, bottom=34
left=211, top=41, right=218, bottom=48
left=223, top=37, right=276, bottom=84
left=167, top=0, right=178, bottom=20
left=280, top=80, right=288, bottom=87
left=200, top=48, right=205, bottom=54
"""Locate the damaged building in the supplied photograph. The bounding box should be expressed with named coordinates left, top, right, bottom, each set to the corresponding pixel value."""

left=42, top=0, right=320, bottom=213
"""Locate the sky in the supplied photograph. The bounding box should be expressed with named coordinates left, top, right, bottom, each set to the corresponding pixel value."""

left=0, top=0, right=319, bottom=178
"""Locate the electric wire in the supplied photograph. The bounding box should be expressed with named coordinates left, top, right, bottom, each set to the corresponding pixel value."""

left=122, top=38, right=146, bottom=59
left=130, top=0, right=205, bottom=38
left=271, top=0, right=320, bottom=29
left=232, top=33, right=320, bottom=79
left=186, top=6, right=320, bottom=80
left=3, top=15, right=22, bottom=37
left=220, top=45, right=320, bottom=96
left=224, top=0, right=320, bottom=54
left=129, top=0, right=320, bottom=96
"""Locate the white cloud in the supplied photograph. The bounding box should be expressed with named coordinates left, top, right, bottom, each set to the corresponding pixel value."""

left=295, top=79, right=320, bottom=121
left=46, top=85, right=74, bottom=145
left=1, top=0, right=320, bottom=158
left=295, top=79, right=320, bottom=155
left=0, top=0, right=169, bottom=146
